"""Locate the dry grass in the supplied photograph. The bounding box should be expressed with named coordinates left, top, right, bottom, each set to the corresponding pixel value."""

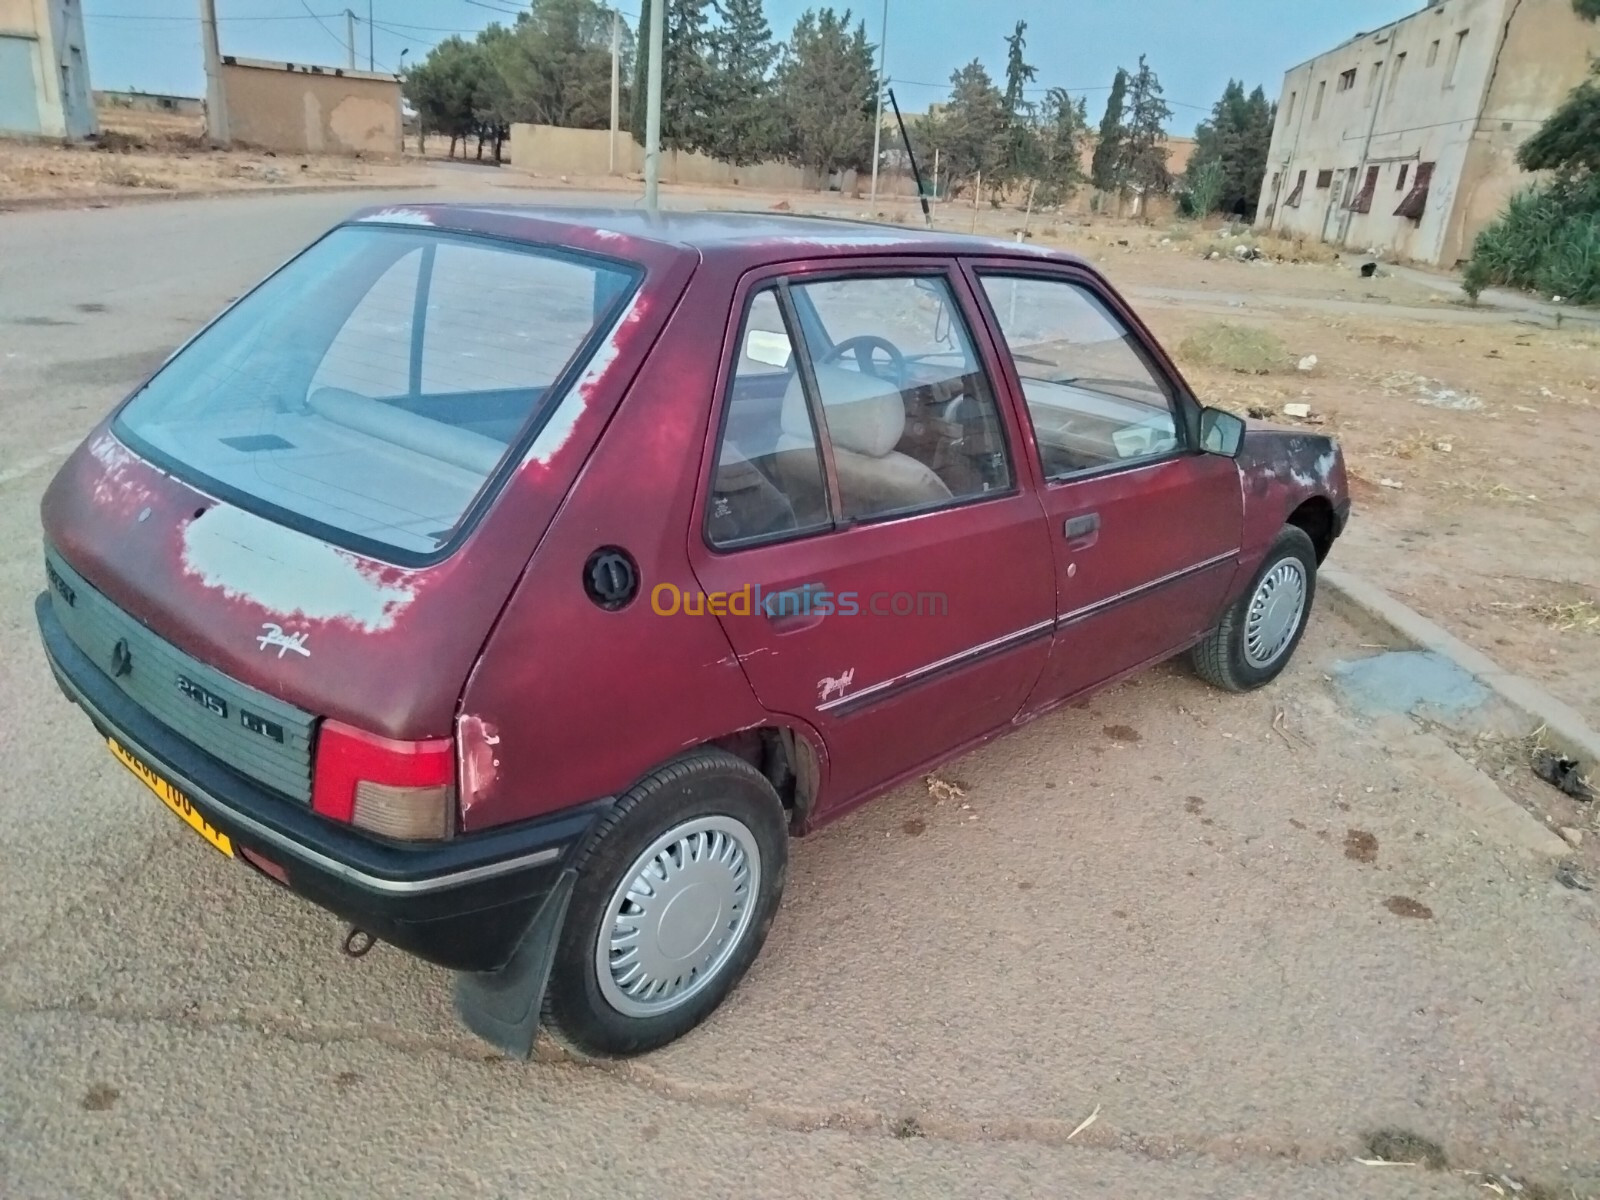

left=1176, top=322, right=1289, bottom=375
left=1492, top=598, right=1600, bottom=633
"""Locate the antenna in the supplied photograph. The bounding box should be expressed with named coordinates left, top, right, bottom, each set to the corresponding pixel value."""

left=886, top=88, right=932, bottom=229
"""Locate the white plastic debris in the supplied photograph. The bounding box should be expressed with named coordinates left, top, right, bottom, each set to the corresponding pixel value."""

left=1283, top=403, right=1313, bottom=418
left=1297, top=355, right=1319, bottom=372
left=1433, top=441, right=1453, bottom=452
left=1379, top=478, right=1405, bottom=489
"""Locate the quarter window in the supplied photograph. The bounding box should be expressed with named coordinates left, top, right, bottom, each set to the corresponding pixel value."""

left=789, top=275, right=1014, bottom=521
left=707, top=288, right=829, bottom=548
left=979, top=275, right=1180, bottom=480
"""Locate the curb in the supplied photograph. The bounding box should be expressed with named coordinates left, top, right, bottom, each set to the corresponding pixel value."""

left=0, top=181, right=435, bottom=214
left=1321, top=565, right=1600, bottom=770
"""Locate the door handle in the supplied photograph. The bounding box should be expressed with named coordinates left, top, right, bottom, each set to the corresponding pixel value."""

left=1063, top=513, right=1101, bottom=549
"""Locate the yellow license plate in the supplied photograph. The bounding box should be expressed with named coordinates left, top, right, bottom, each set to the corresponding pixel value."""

left=108, top=738, right=234, bottom=858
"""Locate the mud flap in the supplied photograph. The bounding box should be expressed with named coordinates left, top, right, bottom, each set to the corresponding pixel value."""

left=453, top=868, right=576, bottom=1057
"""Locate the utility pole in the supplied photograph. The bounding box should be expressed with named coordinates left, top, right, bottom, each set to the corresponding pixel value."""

left=346, top=9, right=357, bottom=71
left=867, top=0, right=888, bottom=209
left=368, top=0, right=374, bottom=71
left=609, top=9, right=620, bottom=175
left=642, top=0, right=665, bottom=210
left=199, top=0, right=229, bottom=147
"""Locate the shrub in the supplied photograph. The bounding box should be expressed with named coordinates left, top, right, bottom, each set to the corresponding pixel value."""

left=1464, top=172, right=1600, bottom=304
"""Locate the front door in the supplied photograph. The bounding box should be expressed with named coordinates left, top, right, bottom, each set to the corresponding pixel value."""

left=965, top=266, right=1243, bottom=709
left=689, top=266, right=1055, bottom=815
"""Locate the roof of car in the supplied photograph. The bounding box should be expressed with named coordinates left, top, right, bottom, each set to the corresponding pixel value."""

left=348, top=204, right=1087, bottom=267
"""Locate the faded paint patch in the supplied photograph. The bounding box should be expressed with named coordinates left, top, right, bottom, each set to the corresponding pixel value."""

left=358, top=207, right=435, bottom=227
left=522, top=292, right=644, bottom=468
left=181, top=504, right=415, bottom=632
left=457, top=713, right=501, bottom=815
left=87, top=432, right=158, bottom=512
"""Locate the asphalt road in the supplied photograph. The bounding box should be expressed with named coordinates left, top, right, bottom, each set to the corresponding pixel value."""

left=2, top=186, right=1598, bottom=1199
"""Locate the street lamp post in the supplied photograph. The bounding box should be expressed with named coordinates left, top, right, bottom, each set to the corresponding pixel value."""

left=643, top=0, right=666, bottom=211
left=867, top=0, right=887, bottom=210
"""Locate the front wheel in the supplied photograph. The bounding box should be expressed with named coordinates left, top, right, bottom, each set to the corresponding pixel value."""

left=542, top=749, right=788, bottom=1057
left=1191, top=525, right=1318, bottom=692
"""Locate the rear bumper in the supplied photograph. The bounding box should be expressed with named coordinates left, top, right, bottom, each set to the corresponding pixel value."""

left=37, top=591, right=608, bottom=973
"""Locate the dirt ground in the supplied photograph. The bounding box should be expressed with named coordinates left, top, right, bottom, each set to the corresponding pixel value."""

left=0, top=106, right=437, bottom=203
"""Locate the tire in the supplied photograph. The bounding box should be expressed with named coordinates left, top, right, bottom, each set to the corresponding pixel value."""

left=1191, top=524, right=1318, bottom=693
left=542, top=748, right=788, bottom=1057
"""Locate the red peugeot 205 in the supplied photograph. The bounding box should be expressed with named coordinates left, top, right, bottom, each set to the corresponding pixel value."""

left=37, top=207, right=1349, bottom=1056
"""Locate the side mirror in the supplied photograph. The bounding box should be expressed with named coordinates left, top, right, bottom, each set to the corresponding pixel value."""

left=743, top=328, right=793, bottom=369
left=1200, top=406, right=1245, bottom=457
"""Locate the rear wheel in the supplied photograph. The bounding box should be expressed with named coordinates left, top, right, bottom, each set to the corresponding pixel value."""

left=542, top=749, right=788, bottom=1057
left=1192, top=525, right=1317, bottom=692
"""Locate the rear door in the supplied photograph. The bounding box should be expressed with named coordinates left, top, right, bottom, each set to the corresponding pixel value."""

left=964, top=263, right=1243, bottom=710
left=688, top=261, right=1055, bottom=816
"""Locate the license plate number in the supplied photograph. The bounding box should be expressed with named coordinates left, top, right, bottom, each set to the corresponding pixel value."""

left=107, top=738, right=234, bottom=858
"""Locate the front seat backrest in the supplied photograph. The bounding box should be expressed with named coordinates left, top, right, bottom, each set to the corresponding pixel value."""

left=777, top=363, right=953, bottom=518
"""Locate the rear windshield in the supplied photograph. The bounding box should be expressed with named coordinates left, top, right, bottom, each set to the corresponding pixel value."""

left=114, top=224, right=640, bottom=559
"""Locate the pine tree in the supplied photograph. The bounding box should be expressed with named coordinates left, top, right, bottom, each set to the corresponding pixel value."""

left=1001, top=20, right=1039, bottom=187
left=1185, top=79, right=1275, bottom=214
left=704, top=0, right=781, bottom=164
left=939, top=59, right=1009, bottom=197
left=1034, top=86, right=1088, bottom=204
left=1090, top=68, right=1127, bottom=192
left=774, top=7, right=878, bottom=177
left=1119, top=54, right=1171, bottom=199
left=631, top=0, right=716, bottom=152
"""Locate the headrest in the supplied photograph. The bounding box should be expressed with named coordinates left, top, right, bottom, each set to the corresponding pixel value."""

left=781, top=362, right=905, bottom=459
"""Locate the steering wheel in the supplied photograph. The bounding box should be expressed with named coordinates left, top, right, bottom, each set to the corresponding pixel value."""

left=821, top=334, right=909, bottom=387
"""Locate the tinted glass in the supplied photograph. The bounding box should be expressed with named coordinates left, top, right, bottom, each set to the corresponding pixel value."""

left=980, top=275, right=1179, bottom=478
left=116, top=226, right=637, bottom=557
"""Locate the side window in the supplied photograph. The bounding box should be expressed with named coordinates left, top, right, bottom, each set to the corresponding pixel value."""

left=707, top=288, right=829, bottom=548
left=789, top=275, right=1013, bottom=521
left=979, top=274, right=1180, bottom=479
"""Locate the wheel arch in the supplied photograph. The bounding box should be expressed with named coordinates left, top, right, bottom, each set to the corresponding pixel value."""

left=1286, top=495, right=1337, bottom=564
left=703, top=725, right=823, bottom=834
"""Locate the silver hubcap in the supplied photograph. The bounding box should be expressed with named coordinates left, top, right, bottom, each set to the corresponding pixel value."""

left=596, top=815, right=761, bottom=1018
left=1244, top=558, right=1307, bottom=667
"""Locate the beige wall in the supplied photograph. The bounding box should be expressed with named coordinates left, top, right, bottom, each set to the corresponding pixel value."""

left=1257, top=0, right=1600, bottom=265
left=1448, top=0, right=1600, bottom=263
left=220, top=58, right=400, bottom=156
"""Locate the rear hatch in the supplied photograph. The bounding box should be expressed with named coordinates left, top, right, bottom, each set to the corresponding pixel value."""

left=41, top=213, right=693, bottom=802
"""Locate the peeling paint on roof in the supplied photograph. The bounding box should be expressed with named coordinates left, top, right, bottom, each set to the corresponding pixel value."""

left=182, top=504, right=416, bottom=632
left=358, top=207, right=436, bottom=226
left=522, top=291, right=644, bottom=468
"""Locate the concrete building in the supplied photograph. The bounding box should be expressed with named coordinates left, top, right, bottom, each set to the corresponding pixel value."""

left=0, top=0, right=96, bottom=139
left=1256, top=0, right=1600, bottom=266
left=218, top=57, right=401, bottom=156
left=94, top=89, right=203, bottom=118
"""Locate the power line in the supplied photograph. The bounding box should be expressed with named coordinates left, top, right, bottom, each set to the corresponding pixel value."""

left=85, top=11, right=343, bottom=20
left=297, top=0, right=349, bottom=59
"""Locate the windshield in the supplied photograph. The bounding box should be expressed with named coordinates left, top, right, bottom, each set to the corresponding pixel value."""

left=114, top=225, right=640, bottom=559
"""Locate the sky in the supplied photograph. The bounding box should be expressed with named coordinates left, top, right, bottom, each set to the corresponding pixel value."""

left=82, top=0, right=1423, bottom=132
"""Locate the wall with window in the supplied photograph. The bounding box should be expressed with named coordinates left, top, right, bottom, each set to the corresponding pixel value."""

left=1252, top=0, right=1600, bottom=266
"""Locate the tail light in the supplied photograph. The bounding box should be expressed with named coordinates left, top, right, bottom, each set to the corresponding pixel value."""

left=313, top=720, right=455, bottom=840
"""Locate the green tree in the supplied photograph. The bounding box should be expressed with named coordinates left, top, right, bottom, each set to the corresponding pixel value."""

left=492, top=0, right=624, bottom=131
left=404, top=35, right=491, bottom=158
left=774, top=8, right=877, bottom=178
left=939, top=59, right=1009, bottom=197
left=1119, top=54, right=1172, bottom=199
left=1032, top=85, right=1088, bottom=204
left=1090, top=68, right=1127, bottom=192
left=703, top=0, right=782, bottom=164
left=1000, top=20, right=1040, bottom=188
left=1184, top=79, right=1275, bottom=214
left=632, top=0, right=716, bottom=152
